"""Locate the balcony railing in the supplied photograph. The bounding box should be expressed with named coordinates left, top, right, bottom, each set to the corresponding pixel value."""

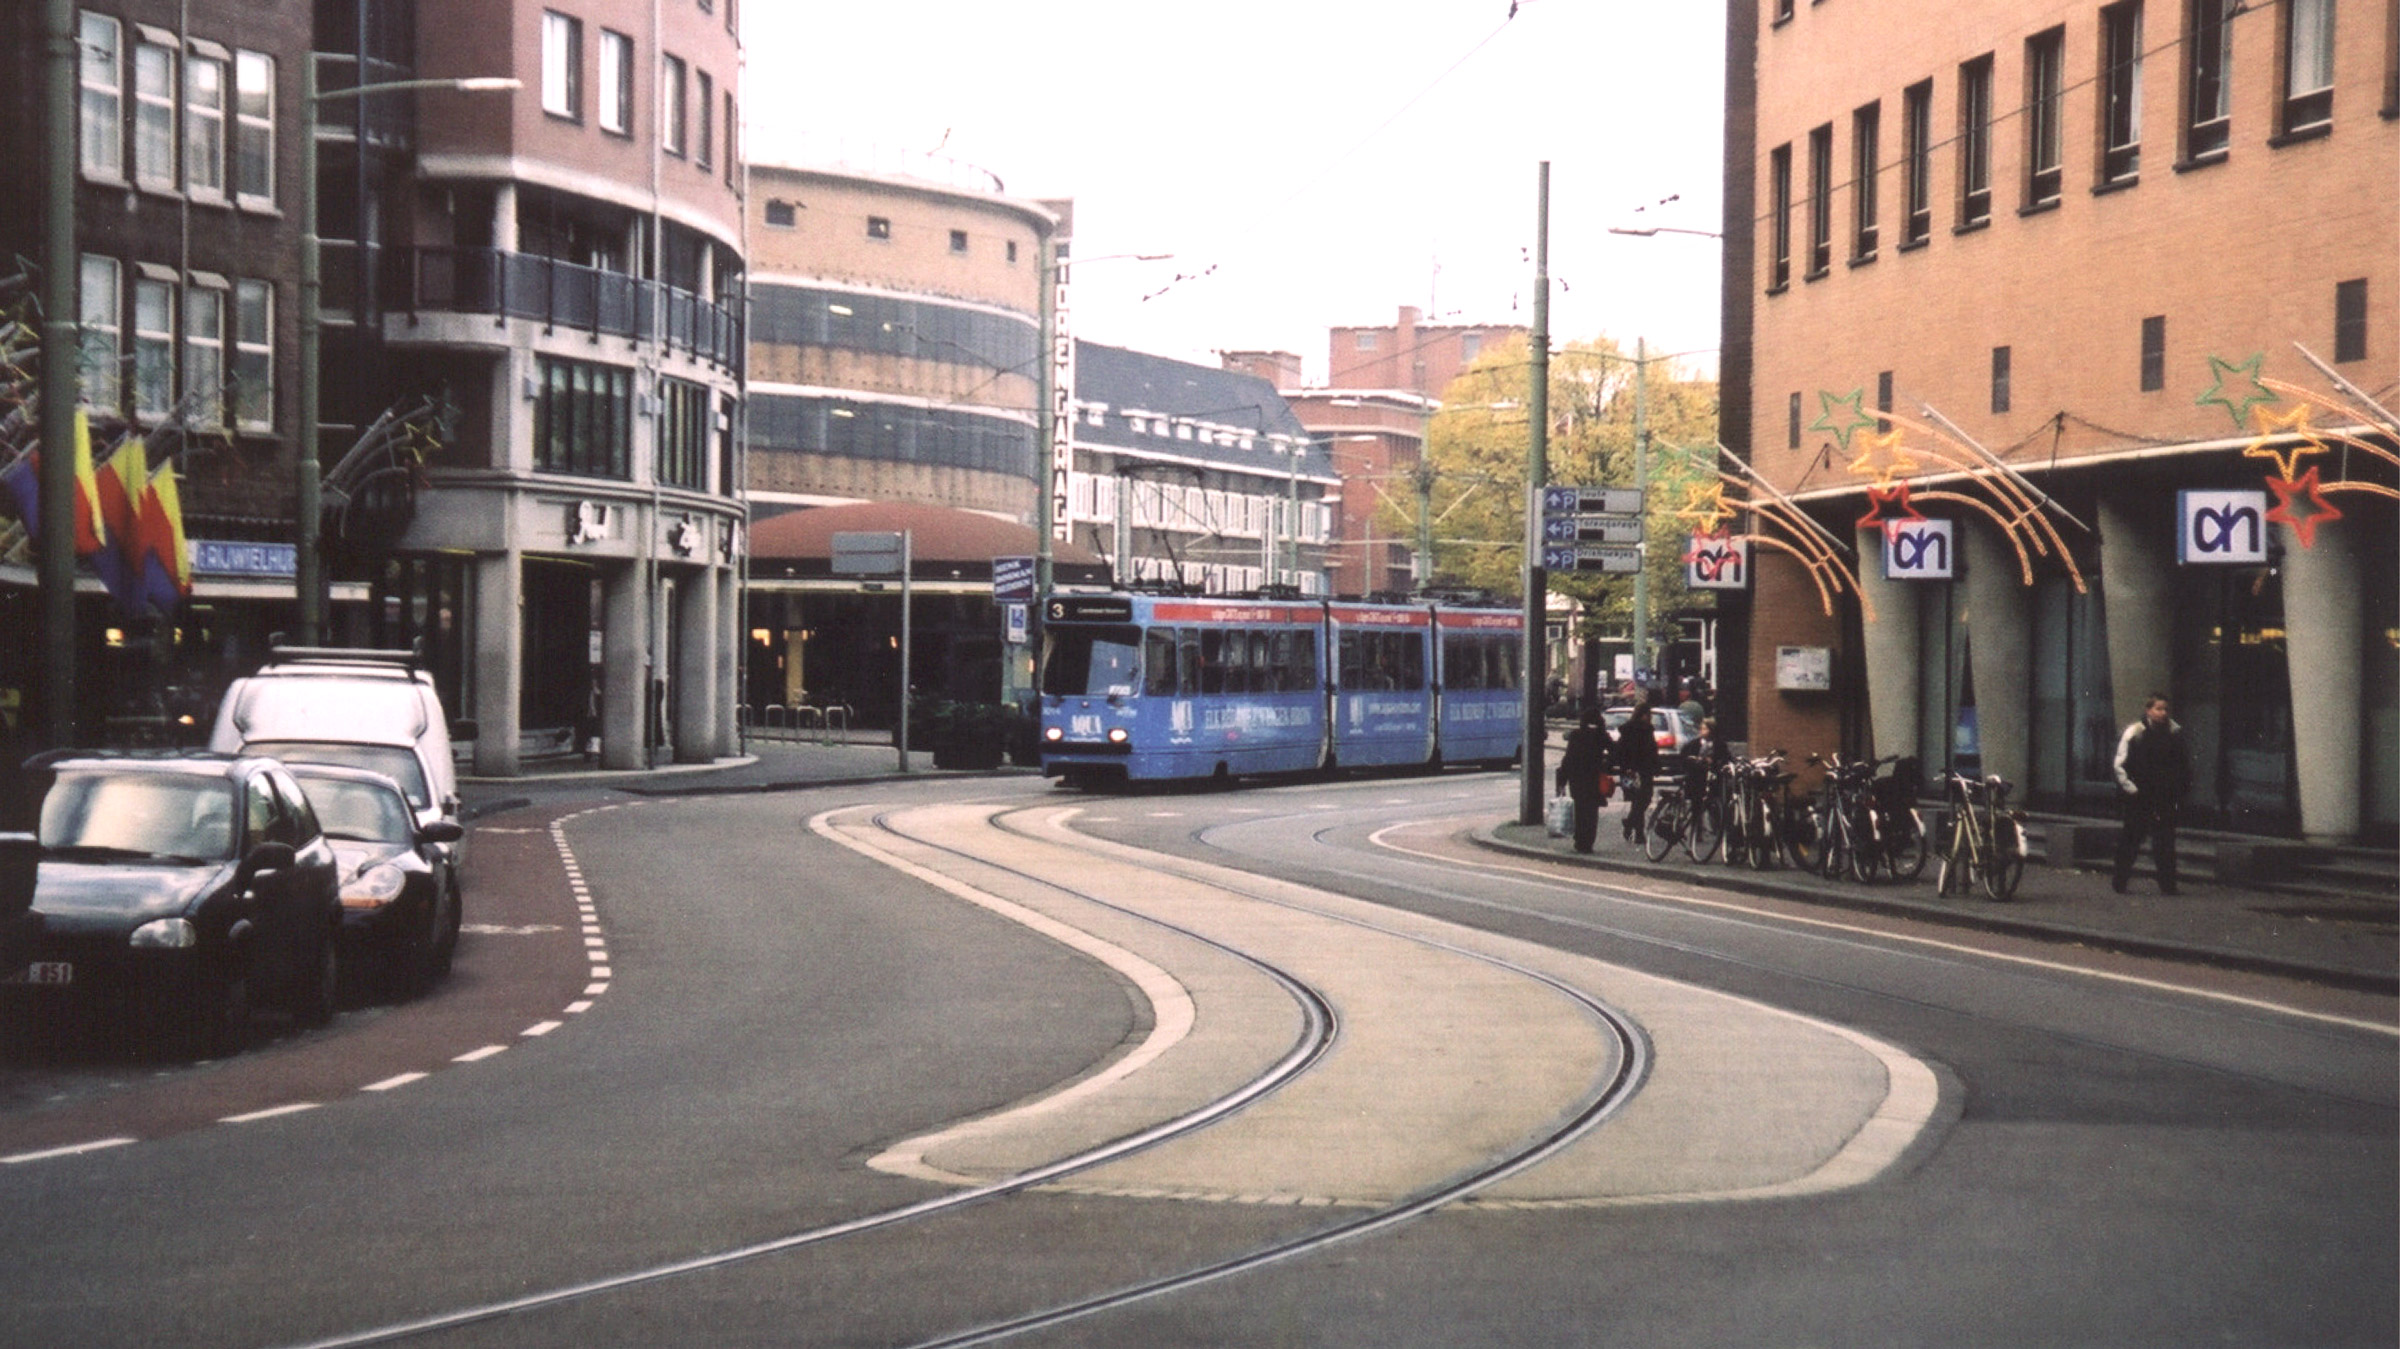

left=382, top=246, right=743, bottom=373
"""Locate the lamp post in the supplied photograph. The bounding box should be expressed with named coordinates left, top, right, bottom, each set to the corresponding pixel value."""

left=295, top=70, right=518, bottom=644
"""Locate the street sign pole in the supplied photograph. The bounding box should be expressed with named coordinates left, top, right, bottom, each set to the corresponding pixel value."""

left=1521, top=162, right=1550, bottom=828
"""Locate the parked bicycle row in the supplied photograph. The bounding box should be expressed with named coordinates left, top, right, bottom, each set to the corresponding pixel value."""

left=1552, top=728, right=2031, bottom=901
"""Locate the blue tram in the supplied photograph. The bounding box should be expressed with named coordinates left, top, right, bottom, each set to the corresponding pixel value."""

left=1037, top=592, right=1525, bottom=788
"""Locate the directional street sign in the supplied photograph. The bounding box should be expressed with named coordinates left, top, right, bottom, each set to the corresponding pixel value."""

left=1542, top=544, right=1643, bottom=573
left=1542, top=486, right=1644, bottom=517
left=1542, top=514, right=1643, bottom=544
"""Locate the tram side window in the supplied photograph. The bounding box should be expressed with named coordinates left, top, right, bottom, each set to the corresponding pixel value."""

left=1444, top=635, right=1483, bottom=690
left=1179, top=630, right=1201, bottom=696
left=1144, top=628, right=1180, bottom=696
left=1199, top=630, right=1227, bottom=694
left=1399, top=634, right=1426, bottom=691
left=1249, top=631, right=1273, bottom=691
left=1341, top=631, right=1426, bottom=691
left=1041, top=625, right=1142, bottom=697
left=1495, top=636, right=1521, bottom=690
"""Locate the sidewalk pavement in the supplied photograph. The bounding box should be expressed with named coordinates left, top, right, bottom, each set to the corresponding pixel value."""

left=462, top=734, right=2396, bottom=997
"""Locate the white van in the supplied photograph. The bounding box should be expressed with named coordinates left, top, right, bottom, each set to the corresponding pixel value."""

left=209, top=647, right=472, bottom=861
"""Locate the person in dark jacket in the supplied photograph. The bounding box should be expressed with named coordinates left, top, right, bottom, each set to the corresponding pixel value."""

left=2112, top=693, right=2190, bottom=894
left=1615, top=690, right=1664, bottom=844
left=1554, top=709, right=1613, bottom=853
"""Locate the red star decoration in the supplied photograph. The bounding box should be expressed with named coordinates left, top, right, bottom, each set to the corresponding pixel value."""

left=1855, top=482, right=1928, bottom=537
left=2264, top=467, right=2342, bottom=549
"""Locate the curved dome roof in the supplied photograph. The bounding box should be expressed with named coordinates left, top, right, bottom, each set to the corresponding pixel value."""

left=749, top=502, right=1107, bottom=574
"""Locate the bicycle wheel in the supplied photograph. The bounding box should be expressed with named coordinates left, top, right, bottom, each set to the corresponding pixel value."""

left=1777, top=797, right=1814, bottom=871
left=1722, top=793, right=1749, bottom=866
left=1814, top=802, right=1848, bottom=879
left=1644, top=796, right=1684, bottom=862
left=1685, top=788, right=1723, bottom=862
left=1983, top=814, right=2027, bottom=901
left=1935, top=812, right=1975, bottom=897
left=1884, top=807, right=1929, bottom=881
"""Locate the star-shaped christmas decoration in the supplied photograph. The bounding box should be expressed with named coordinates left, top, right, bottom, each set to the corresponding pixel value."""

left=1809, top=388, right=1878, bottom=453
left=2265, top=465, right=2342, bottom=549
left=2242, top=402, right=2327, bottom=482
left=1855, top=481, right=1928, bottom=537
left=2196, top=353, right=2278, bottom=430
left=1673, top=480, right=1736, bottom=534
left=1846, top=428, right=1921, bottom=490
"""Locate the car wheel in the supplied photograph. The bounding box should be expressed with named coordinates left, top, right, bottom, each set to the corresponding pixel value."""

left=288, top=920, right=338, bottom=1027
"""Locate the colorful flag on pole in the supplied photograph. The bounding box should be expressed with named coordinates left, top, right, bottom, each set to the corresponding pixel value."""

left=132, top=457, right=192, bottom=614
left=90, top=435, right=147, bottom=610
left=0, top=411, right=110, bottom=556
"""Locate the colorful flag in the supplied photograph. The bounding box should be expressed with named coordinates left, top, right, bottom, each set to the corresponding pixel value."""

left=132, top=457, right=192, bottom=614
left=0, top=412, right=110, bottom=557
left=90, top=435, right=147, bottom=610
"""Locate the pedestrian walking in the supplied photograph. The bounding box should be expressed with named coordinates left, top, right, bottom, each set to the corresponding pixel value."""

left=2112, top=693, right=2190, bottom=894
left=1554, top=708, right=1613, bottom=854
left=1615, top=689, right=1663, bottom=844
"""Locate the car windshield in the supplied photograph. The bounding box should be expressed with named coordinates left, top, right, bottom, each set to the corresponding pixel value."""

left=245, top=741, right=430, bottom=808
left=39, top=770, right=236, bottom=861
left=294, top=776, right=416, bottom=845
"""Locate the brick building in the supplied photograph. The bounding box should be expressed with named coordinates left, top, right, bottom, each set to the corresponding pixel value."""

left=1722, top=0, right=2397, bottom=840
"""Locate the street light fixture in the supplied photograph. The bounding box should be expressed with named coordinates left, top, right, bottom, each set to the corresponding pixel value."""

left=294, top=71, right=520, bottom=644
left=1607, top=226, right=1723, bottom=240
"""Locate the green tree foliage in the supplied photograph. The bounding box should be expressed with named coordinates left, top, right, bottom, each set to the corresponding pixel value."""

left=1378, top=334, right=1719, bottom=650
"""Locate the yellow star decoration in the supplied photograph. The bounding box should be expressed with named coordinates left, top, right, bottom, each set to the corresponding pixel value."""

left=2196, top=353, right=2277, bottom=430
left=2243, top=402, right=2326, bottom=482
left=1809, top=389, right=1878, bottom=452
left=1674, top=480, right=1736, bottom=534
left=1845, top=428, right=1920, bottom=490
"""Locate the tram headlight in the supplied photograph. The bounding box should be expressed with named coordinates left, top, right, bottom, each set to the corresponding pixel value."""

left=1043, top=726, right=1063, bottom=742
left=1106, top=728, right=1130, bottom=745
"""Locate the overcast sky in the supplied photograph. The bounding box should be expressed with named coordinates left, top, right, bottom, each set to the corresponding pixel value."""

left=742, top=1, right=1726, bottom=385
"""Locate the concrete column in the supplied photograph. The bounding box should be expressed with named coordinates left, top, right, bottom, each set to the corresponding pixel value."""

left=717, top=567, right=741, bottom=758
left=1963, top=520, right=2032, bottom=790
left=1854, top=526, right=1922, bottom=762
left=492, top=182, right=518, bottom=253
left=471, top=552, right=522, bottom=777
left=601, top=560, right=649, bottom=770
left=675, top=565, right=719, bottom=764
left=2097, top=497, right=2174, bottom=732
left=2280, top=512, right=2363, bottom=842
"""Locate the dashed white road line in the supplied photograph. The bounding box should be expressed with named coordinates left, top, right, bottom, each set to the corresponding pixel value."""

left=363, top=1073, right=428, bottom=1093
left=221, top=1103, right=320, bottom=1124
left=453, top=1045, right=509, bottom=1063
left=2, top=1137, right=137, bottom=1165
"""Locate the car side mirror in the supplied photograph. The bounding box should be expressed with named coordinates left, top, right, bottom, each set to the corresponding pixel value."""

left=244, top=841, right=298, bottom=875
left=417, top=821, right=464, bottom=845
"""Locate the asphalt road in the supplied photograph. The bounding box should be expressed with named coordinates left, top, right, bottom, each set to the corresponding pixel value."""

left=0, top=770, right=2389, bottom=1347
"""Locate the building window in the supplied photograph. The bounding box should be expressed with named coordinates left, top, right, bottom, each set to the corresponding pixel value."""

left=1957, top=55, right=1993, bottom=227
left=2334, top=278, right=2369, bottom=363
left=660, top=54, right=686, bottom=155
left=694, top=70, right=712, bottom=169
left=598, top=30, right=633, bottom=135
left=2281, top=0, right=2336, bottom=134
left=1806, top=123, right=1833, bottom=278
left=949, top=229, right=968, bottom=254
left=1901, top=80, right=1933, bottom=245
left=1877, top=370, right=1893, bottom=431
left=534, top=357, right=632, bottom=478
left=866, top=215, right=890, bottom=240
left=234, top=50, right=274, bottom=206
left=764, top=199, right=796, bottom=228
left=724, top=90, right=737, bottom=186
left=78, top=255, right=121, bottom=413
left=132, top=37, right=177, bottom=190
left=1462, top=331, right=1483, bottom=360
left=541, top=11, right=582, bottom=121
left=1788, top=392, right=1803, bottom=450
left=78, top=13, right=124, bottom=180
left=2139, top=315, right=2166, bottom=391
left=233, top=279, right=272, bottom=431
left=183, top=284, right=224, bottom=430
left=184, top=52, right=227, bottom=200
left=1355, top=331, right=1377, bottom=350
left=1007, top=240, right=1019, bottom=263
left=132, top=275, right=174, bottom=421
left=659, top=377, right=708, bottom=489
left=2024, top=29, right=2064, bottom=206
left=2101, top=3, right=2143, bottom=182
left=1852, top=101, right=1880, bottom=260
left=1991, top=346, right=2012, bottom=413
left=2186, top=0, right=2233, bottom=159
left=1769, top=142, right=1793, bottom=289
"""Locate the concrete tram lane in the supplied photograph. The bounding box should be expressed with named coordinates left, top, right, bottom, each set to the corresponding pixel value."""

left=0, top=798, right=608, bottom=1164
left=825, top=800, right=1944, bottom=1214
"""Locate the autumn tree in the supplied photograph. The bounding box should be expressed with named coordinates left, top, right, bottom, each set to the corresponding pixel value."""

left=1378, top=334, right=1720, bottom=653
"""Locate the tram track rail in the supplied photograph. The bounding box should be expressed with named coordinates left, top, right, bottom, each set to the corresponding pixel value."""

left=279, top=795, right=1646, bottom=1349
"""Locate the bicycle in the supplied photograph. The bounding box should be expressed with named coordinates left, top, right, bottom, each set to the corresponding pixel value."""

left=1873, top=756, right=1930, bottom=881
left=1806, top=753, right=1885, bottom=883
left=1682, top=755, right=1726, bottom=863
left=1643, top=764, right=1694, bottom=862
left=1936, top=770, right=2027, bottom=900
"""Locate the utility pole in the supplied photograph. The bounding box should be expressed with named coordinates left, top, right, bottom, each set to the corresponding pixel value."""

left=1632, top=336, right=1651, bottom=684
left=36, top=0, right=78, bottom=748
left=1519, top=162, right=1550, bottom=827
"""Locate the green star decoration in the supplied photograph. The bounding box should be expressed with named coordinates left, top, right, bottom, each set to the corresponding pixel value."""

left=1809, top=389, right=1878, bottom=453
left=2196, top=353, right=2278, bottom=430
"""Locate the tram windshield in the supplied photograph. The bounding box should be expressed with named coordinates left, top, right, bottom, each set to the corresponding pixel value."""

left=1042, top=625, right=1143, bottom=697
